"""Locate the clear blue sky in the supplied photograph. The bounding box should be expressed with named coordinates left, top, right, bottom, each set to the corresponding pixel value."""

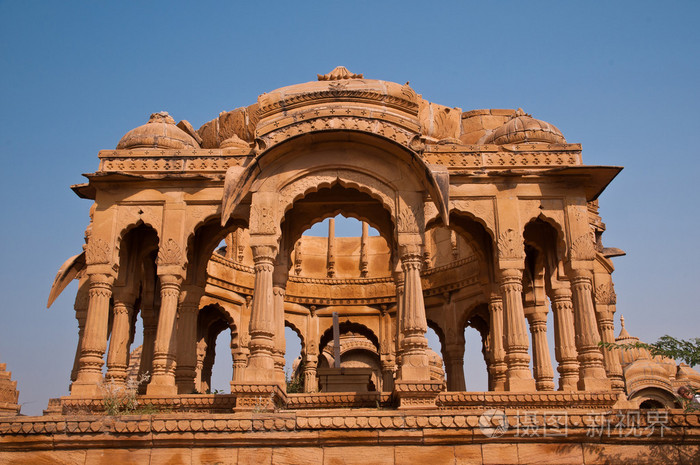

left=1, top=1, right=698, bottom=415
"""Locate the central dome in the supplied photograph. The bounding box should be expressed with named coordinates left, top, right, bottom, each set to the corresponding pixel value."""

left=481, top=109, right=566, bottom=145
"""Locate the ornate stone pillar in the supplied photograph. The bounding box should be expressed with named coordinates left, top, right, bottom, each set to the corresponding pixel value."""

left=594, top=283, right=624, bottom=391
left=71, top=272, right=114, bottom=396
left=303, top=306, right=319, bottom=393
left=105, top=293, right=135, bottom=386
left=272, top=259, right=288, bottom=387
left=70, top=280, right=89, bottom=385
left=500, top=268, right=536, bottom=391
left=175, top=286, right=203, bottom=394
left=303, top=354, right=318, bottom=393
left=444, top=343, right=466, bottom=391
left=327, top=217, right=335, bottom=277
left=232, top=346, right=249, bottom=383
left=137, top=308, right=157, bottom=394
left=147, top=274, right=183, bottom=395
left=551, top=287, right=579, bottom=391
left=379, top=305, right=395, bottom=392
left=487, top=294, right=507, bottom=391
left=525, top=308, right=555, bottom=391
left=381, top=360, right=396, bottom=392
left=397, top=246, right=430, bottom=381
left=360, top=222, right=369, bottom=277
left=244, top=245, right=277, bottom=383
left=570, top=269, right=611, bottom=391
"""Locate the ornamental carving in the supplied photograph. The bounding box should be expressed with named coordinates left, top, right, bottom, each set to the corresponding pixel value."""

left=250, top=204, right=276, bottom=235
left=260, top=116, right=416, bottom=151
left=156, top=238, right=183, bottom=266
left=85, top=238, right=111, bottom=265
left=497, top=228, right=523, bottom=260
left=595, top=282, right=617, bottom=305
left=571, top=233, right=597, bottom=261
left=397, top=203, right=423, bottom=234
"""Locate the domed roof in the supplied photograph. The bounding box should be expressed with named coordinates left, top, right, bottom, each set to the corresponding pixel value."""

left=482, top=109, right=566, bottom=145
left=257, top=66, right=420, bottom=121
left=117, top=112, right=199, bottom=150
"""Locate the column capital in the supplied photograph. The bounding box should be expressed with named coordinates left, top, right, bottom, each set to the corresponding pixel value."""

left=252, top=245, right=277, bottom=265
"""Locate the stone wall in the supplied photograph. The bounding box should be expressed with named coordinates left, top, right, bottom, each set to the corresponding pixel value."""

left=0, top=409, right=698, bottom=464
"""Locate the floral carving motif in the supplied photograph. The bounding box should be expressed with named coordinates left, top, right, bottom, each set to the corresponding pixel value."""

left=497, top=228, right=523, bottom=260
left=250, top=204, right=276, bottom=235
left=157, top=238, right=183, bottom=266
left=397, top=203, right=423, bottom=234
left=85, top=238, right=111, bottom=265
left=595, top=282, right=617, bottom=305
left=571, top=233, right=597, bottom=261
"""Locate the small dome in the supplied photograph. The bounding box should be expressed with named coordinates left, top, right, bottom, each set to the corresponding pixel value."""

left=117, top=112, right=199, bottom=150
left=482, top=109, right=566, bottom=145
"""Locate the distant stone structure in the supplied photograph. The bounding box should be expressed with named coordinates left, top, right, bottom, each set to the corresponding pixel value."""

left=0, top=361, right=20, bottom=416
left=2, top=67, right=698, bottom=463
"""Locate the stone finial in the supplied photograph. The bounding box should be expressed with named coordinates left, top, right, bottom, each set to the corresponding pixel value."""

left=617, top=315, right=632, bottom=340
left=317, top=66, right=363, bottom=81
left=148, top=111, right=176, bottom=124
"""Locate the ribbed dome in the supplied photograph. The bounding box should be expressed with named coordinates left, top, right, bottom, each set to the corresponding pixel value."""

left=482, top=109, right=566, bottom=145
left=117, top=112, right=199, bottom=150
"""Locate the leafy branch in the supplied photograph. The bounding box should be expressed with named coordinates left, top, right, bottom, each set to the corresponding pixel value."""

left=599, top=336, right=700, bottom=367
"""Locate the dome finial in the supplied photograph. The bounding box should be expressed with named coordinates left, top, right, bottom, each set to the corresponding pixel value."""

left=318, top=66, right=363, bottom=81
left=617, top=314, right=633, bottom=340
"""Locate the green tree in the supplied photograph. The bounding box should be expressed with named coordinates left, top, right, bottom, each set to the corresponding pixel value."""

left=599, top=336, right=700, bottom=367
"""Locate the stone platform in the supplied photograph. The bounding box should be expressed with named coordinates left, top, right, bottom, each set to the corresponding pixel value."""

left=0, top=408, right=699, bottom=464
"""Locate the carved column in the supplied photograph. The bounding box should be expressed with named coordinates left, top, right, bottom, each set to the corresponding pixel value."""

left=570, top=269, right=611, bottom=391
left=146, top=274, right=182, bottom=395
left=394, top=275, right=405, bottom=369
left=397, top=247, right=430, bottom=381
left=245, top=245, right=277, bottom=383
left=175, top=286, right=202, bottom=394
left=488, top=294, right=507, bottom=391
left=500, top=268, right=536, bottom=391
left=379, top=305, right=395, bottom=392
left=137, top=309, right=157, bottom=394
left=70, top=280, right=89, bottom=385
left=445, top=343, right=466, bottom=391
left=327, top=217, right=335, bottom=277
left=105, top=294, right=135, bottom=386
left=303, top=354, right=318, bottom=393
left=594, top=284, right=624, bottom=391
left=360, top=222, right=369, bottom=277
left=232, top=347, right=249, bottom=383
left=71, top=272, right=114, bottom=396
left=551, top=287, right=579, bottom=391
left=272, top=286, right=287, bottom=386
left=304, top=306, right=319, bottom=392
left=525, top=308, right=555, bottom=391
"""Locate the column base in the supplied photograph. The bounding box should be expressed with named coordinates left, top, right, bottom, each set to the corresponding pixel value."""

left=577, top=377, right=612, bottom=392
left=558, top=377, right=579, bottom=392
left=69, top=381, right=101, bottom=397
left=505, top=376, right=536, bottom=392
left=146, top=382, right=178, bottom=396
left=231, top=382, right=286, bottom=412
left=393, top=380, right=443, bottom=409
